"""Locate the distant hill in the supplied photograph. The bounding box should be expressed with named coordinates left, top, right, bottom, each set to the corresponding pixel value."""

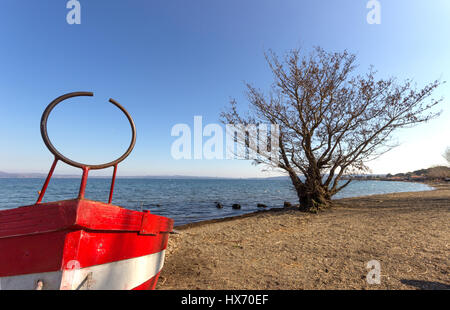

left=387, top=166, right=450, bottom=180
left=3, top=168, right=448, bottom=181
left=0, top=171, right=288, bottom=180
left=346, top=166, right=450, bottom=182
left=0, top=171, right=78, bottom=178
left=0, top=171, right=47, bottom=178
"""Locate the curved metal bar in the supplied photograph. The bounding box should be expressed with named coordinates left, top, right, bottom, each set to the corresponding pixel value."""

left=40, top=92, right=137, bottom=170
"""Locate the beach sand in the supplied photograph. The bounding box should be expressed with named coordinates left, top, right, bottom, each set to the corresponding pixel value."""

left=156, top=183, right=450, bottom=290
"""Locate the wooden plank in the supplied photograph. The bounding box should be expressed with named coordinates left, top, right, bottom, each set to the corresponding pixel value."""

left=0, top=201, right=78, bottom=239
left=64, top=230, right=170, bottom=268
left=0, top=231, right=67, bottom=277
left=0, top=199, right=173, bottom=238
left=75, top=200, right=143, bottom=232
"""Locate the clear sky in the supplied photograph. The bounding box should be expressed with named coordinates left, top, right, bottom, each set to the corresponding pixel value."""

left=0, top=0, right=449, bottom=177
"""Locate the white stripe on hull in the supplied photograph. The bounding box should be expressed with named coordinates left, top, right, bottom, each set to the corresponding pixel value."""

left=0, top=250, right=165, bottom=290
left=0, top=270, right=62, bottom=290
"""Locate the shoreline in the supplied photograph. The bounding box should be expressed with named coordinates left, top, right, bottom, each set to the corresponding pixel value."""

left=158, top=183, right=450, bottom=290
left=174, top=182, right=439, bottom=230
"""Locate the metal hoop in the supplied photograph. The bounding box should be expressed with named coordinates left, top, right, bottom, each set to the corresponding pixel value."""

left=40, top=91, right=137, bottom=170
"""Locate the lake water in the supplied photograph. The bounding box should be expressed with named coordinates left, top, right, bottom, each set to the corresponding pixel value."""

left=0, top=178, right=433, bottom=225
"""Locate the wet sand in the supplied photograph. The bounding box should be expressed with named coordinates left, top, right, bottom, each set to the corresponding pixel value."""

left=156, top=183, right=450, bottom=290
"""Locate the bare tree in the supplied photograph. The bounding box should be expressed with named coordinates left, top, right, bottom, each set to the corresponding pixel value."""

left=444, top=147, right=450, bottom=165
left=428, top=166, right=450, bottom=179
left=222, top=47, right=444, bottom=212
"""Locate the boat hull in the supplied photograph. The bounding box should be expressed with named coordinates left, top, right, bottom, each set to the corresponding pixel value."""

left=0, top=199, right=173, bottom=290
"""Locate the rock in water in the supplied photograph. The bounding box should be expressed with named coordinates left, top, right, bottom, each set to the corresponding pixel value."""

left=257, top=203, right=268, bottom=208
left=216, top=202, right=223, bottom=209
left=232, top=203, right=241, bottom=210
left=283, top=201, right=292, bottom=208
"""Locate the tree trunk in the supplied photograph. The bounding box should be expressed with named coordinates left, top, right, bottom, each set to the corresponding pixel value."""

left=289, top=174, right=331, bottom=213
left=297, top=187, right=331, bottom=213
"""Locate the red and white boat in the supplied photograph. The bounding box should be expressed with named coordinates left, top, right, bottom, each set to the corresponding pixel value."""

left=0, top=92, right=174, bottom=290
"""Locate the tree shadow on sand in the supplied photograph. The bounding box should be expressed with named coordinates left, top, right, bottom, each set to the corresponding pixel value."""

left=401, top=279, right=450, bottom=290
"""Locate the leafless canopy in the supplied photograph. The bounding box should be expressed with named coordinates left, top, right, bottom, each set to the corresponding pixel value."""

left=444, top=147, right=450, bottom=165
left=222, top=47, right=444, bottom=211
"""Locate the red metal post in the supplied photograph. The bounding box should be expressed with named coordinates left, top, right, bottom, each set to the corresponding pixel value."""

left=78, top=167, right=90, bottom=199
left=36, top=158, right=58, bottom=204
left=108, top=164, right=118, bottom=204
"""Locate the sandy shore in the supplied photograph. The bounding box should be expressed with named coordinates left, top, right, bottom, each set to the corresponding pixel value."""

left=156, top=183, right=450, bottom=290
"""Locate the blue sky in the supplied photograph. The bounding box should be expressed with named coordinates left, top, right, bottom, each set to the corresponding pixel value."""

left=0, top=0, right=449, bottom=177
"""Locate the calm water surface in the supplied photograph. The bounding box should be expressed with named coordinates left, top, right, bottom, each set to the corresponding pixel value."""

left=0, top=178, right=433, bottom=225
